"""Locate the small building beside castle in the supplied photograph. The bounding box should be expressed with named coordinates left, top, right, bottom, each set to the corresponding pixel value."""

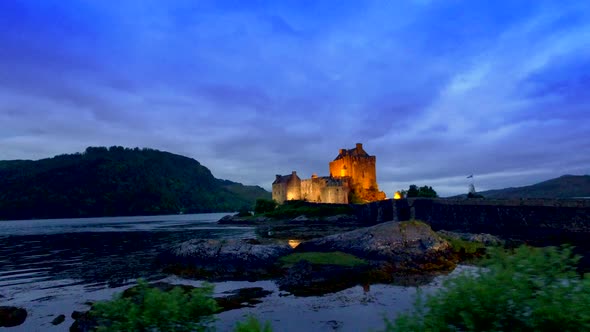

left=272, top=143, right=386, bottom=204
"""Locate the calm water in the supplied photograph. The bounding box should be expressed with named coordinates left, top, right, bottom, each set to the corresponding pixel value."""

left=0, top=214, right=465, bottom=332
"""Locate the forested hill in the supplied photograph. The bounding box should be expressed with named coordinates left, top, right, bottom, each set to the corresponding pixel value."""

left=477, top=175, right=590, bottom=199
left=0, top=146, right=270, bottom=220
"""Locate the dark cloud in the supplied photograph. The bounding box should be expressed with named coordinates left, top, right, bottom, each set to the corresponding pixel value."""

left=0, top=0, right=589, bottom=196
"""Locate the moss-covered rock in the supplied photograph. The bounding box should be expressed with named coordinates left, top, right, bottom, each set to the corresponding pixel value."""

left=296, top=220, right=455, bottom=272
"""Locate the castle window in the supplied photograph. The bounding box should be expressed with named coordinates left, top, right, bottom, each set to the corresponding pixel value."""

left=341, top=166, right=347, bottom=177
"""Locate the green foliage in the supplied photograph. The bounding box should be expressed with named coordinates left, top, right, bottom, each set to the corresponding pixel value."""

left=254, top=199, right=278, bottom=215
left=91, top=279, right=218, bottom=332
left=441, top=236, right=486, bottom=254
left=234, top=316, right=272, bottom=332
left=279, top=251, right=368, bottom=267
left=405, top=185, right=438, bottom=198
left=385, top=245, right=590, bottom=332
left=262, top=200, right=353, bottom=219
left=0, top=146, right=270, bottom=220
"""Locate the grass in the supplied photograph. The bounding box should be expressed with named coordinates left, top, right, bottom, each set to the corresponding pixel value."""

left=279, top=251, right=368, bottom=267
left=442, top=236, right=486, bottom=254
left=262, top=200, right=354, bottom=220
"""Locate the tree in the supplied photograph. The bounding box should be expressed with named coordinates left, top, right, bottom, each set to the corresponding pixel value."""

left=254, top=199, right=278, bottom=215
left=406, top=185, right=419, bottom=197
left=405, top=185, right=438, bottom=198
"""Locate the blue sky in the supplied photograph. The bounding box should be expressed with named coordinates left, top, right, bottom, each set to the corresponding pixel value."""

left=1, top=0, right=589, bottom=196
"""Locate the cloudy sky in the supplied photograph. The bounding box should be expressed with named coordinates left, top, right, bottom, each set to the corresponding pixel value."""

left=1, top=1, right=589, bottom=196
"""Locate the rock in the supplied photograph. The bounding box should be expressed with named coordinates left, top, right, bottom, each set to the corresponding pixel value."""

left=160, top=239, right=293, bottom=280
left=216, top=287, right=273, bottom=312
left=437, top=230, right=504, bottom=246
left=323, top=214, right=359, bottom=223
left=51, top=314, right=66, bottom=325
left=70, top=310, right=97, bottom=332
left=0, top=306, right=27, bottom=327
left=276, top=260, right=371, bottom=296
left=296, top=220, right=454, bottom=272
left=291, top=215, right=310, bottom=222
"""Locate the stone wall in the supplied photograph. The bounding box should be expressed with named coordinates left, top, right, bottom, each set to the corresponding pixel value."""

left=352, top=198, right=590, bottom=244
left=300, top=177, right=349, bottom=204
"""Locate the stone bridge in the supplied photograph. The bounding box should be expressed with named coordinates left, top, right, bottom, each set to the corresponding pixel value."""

left=353, top=198, right=590, bottom=245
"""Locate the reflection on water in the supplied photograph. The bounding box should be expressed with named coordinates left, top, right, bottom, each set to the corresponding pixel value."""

left=0, top=213, right=253, bottom=290
left=0, top=213, right=473, bottom=332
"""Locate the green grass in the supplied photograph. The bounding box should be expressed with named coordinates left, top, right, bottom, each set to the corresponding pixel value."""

left=442, top=236, right=486, bottom=254
left=261, top=200, right=354, bottom=220
left=279, top=251, right=368, bottom=267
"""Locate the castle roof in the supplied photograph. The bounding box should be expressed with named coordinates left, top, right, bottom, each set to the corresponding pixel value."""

left=334, top=143, right=370, bottom=160
left=272, top=171, right=300, bottom=185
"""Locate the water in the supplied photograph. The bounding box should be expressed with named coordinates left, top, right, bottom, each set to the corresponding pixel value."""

left=0, top=214, right=465, bottom=331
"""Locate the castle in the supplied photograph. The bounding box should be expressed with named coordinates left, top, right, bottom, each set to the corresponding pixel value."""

left=272, top=143, right=386, bottom=204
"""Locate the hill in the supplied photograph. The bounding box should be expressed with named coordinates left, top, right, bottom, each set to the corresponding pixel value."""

left=0, top=146, right=270, bottom=220
left=474, top=175, right=590, bottom=199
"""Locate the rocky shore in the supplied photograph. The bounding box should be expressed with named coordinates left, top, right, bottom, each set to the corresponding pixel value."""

left=70, top=216, right=501, bottom=330
left=158, top=219, right=459, bottom=296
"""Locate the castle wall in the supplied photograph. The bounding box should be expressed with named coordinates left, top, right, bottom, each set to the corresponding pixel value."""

left=301, top=178, right=320, bottom=202
left=301, top=177, right=349, bottom=203
left=321, top=186, right=349, bottom=204
left=286, top=177, right=301, bottom=201
left=272, top=172, right=302, bottom=204
left=272, top=183, right=287, bottom=204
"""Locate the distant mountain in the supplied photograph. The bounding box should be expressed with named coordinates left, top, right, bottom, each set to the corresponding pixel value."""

left=474, top=175, right=590, bottom=199
left=0, top=146, right=270, bottom=220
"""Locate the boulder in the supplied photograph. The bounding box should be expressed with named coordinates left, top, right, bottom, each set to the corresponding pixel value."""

left=70, top=310, right=97, bottom=332
left=0, top=306, right=27, bottom=327
left=160, top=239, right=292, bottom=280
left=51, top=314, right=65, bottom=325
left=277, top=260, right=370, bottom=296
left=296, top=221, right=454, bottom=271
left=437, top=230, right=504, bottom=246
left=291, top=215, right=310, bottom=222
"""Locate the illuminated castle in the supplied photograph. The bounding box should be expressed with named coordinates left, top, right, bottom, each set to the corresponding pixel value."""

left=272, top=143, right=386, bottom=204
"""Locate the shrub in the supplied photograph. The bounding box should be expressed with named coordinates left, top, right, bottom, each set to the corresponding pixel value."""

left=254, top=199, right=278, bottom=215
left=385, top=245, right=590, bottom=331
left=91, top=280, right=218, bottom=332
left=262, top=200, right=353, bottom=219
left=441, top=236, right=486, bottom=255
left=234, top=315, right=272, bottom=332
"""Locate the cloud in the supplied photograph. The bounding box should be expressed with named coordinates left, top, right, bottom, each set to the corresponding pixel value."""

left=0, top=0, right=589, bottom=196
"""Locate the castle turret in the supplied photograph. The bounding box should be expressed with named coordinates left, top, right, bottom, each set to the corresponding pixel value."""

left=329, top=143, right=385, bottom=202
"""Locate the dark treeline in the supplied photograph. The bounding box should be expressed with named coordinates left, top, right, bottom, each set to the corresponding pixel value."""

left=0, top=146, right=270, bottom=220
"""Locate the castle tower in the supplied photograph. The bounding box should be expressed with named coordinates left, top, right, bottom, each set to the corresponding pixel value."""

left=329, top=143, right=385, bottom=202
left=272, top=171, right=301, bottom=204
